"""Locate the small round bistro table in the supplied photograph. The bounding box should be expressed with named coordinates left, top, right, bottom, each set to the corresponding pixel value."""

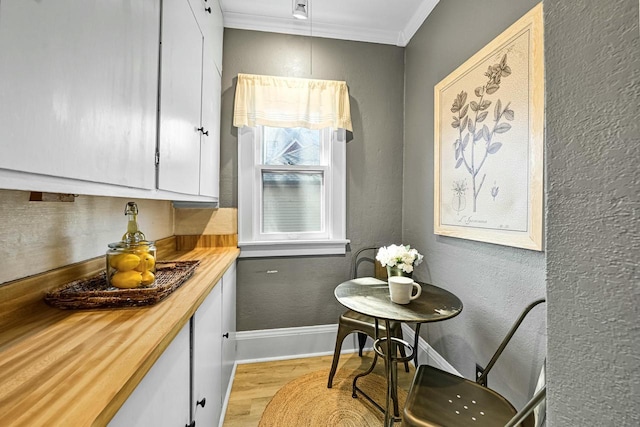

left=334, top=277, right=463, bottom=427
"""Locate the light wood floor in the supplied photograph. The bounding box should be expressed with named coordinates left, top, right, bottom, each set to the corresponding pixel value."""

left=222, top=351, right=416, bottom=427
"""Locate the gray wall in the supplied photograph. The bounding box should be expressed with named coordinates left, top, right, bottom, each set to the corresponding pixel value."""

left=220, top=29, right=405, bottom=330
left=403, top=0, right=546, bottom=410
left=545, top=1, right=639, bottom=425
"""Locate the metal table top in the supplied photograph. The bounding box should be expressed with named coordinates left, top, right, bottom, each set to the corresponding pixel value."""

left=334, top=277, right=463, bottom=323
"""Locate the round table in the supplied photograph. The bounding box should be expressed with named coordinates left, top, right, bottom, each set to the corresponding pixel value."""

left=334, top=277, right=463, bottom=427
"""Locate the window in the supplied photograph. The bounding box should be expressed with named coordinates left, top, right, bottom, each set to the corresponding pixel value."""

left=238, top=125, right=347, bottom=257
left=233, top=73, right=352, bottom=257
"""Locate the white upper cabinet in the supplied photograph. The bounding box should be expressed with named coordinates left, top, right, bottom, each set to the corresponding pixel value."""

left=158, top=0, right=223, bottom=198
left=0, top=0, right=224, bottom=201
left=199, top=56, right=221, bottom=198
left=0, top=0, right=159, bottom=190
left=188, top=0, right=224, bottom=73
left=157, top=0, right=203, bottom=195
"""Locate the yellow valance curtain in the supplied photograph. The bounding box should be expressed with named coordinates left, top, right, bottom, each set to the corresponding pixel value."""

left=233, top=73, right=353, bottom=132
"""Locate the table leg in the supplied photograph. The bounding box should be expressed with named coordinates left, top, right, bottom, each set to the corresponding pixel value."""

left=352, top=350, right=379, bottom=398
left=413, top=323, right=422, bottom=367
left=384, top=319, right=399, bottom=426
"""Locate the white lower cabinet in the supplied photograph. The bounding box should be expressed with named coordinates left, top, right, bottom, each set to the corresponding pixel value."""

left=221, top=262, right=237, bottom=397
left=192, top=281, right=223, bottom=426
left=109, top=263, right=236, bottom=427
left=109, top=322, right=191, bottom=427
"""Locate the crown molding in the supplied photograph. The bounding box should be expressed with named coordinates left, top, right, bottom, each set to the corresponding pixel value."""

left=223, top=11, right=405, bottom=46
left=221, top=0, right=439, bottom=47
left=399, top=0, right=440, bottom=46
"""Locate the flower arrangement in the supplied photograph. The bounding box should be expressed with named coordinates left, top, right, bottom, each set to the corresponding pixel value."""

left=376, top=244, right=424, bottom=274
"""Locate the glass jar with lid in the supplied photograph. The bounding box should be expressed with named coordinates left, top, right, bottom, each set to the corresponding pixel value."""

left=106, top=202, right=156, bottom=289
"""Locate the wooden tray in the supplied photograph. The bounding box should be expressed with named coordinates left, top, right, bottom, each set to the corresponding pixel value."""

left=45, top=260, right=200, bottom=310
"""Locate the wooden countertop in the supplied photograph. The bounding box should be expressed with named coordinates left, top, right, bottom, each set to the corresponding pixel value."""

left=0, top=242, right=239, bottom=427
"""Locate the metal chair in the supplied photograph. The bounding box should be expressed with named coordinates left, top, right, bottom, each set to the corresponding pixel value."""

left=327, top=247, right=410, bottom=389
left=402, top=299, right=546, bottom=427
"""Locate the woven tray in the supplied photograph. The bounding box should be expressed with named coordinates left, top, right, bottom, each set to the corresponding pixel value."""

left=45, top=260, right=200, bottom=310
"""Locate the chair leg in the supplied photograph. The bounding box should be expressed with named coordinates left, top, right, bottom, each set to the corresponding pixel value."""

left=328, top=325, right=351, bottom=388
left=357, top=332, right=367, bottom=357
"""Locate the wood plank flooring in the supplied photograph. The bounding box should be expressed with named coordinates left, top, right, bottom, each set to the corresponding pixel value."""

left=222, top=352, right=416, bottom=427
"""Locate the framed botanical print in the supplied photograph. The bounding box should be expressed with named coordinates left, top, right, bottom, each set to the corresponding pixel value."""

left=434, top=4, right=544, bottom=251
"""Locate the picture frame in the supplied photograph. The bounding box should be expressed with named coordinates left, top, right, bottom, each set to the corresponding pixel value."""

left=434, top=4, right=544, bottom=251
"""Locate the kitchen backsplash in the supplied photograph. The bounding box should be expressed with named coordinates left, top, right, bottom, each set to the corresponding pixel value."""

left=0, top=190, right=174, bottom=285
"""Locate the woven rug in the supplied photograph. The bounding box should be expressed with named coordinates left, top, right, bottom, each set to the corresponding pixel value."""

left=258, top=369, right=407, bottom=426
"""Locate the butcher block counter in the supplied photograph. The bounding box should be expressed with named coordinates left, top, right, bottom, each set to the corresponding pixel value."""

left=0, top=237, right=239, bottom=426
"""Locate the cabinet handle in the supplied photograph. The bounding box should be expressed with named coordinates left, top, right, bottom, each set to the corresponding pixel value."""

left=185, top=422, right=195, bottom=427
left=223, top=332, right=229, bottom=338
left=197, top=397, right=206, bottom=407
left=205, top=7, right=211, bottom=13
left=197, top=127, right=209, bottom=136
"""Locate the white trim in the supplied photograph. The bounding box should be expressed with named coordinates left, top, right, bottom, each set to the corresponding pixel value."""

left=221, top=1, right=440, bottom=47
left=218, top=362, right=238, bottom=427
left=222, top=12, right=402, bottom=46
left=234, top=324, right=460, bottom=376
left=398, top=0, right=440, bottom=46
left=401, top=323, right=461, bottom=376
left=238, top=126, right=347, bottom=258
left=238, top=239, right=350, bottom=258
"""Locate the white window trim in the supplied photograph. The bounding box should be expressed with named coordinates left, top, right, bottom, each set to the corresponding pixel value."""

left=238, top=126, right=348, bottom=258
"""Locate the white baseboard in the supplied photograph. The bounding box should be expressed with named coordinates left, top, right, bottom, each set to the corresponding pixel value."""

left=218, top=362, right=237, bottom=427
left=401, top=324, right=461, bottom=376
left=234, top=323, right=460, bottom=376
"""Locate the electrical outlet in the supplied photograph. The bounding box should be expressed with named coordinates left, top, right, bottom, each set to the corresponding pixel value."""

left=476, top=363, right=486, bottom=385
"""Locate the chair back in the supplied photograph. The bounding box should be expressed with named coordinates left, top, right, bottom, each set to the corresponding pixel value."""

left=351, top=246, right=387, bottom=280
left=482, top=298, right=546, bottom=427
left=477, top=298, right=546, bottom=386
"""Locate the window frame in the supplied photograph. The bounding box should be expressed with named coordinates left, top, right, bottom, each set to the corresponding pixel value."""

left=238, top=125, right=348, bottom=258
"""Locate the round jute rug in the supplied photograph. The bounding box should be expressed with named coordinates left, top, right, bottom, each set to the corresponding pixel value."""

left=258, top=369, right=407, bottom=426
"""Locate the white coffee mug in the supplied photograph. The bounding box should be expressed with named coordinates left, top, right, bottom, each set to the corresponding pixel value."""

left=388, top=276, right=422, bottom=304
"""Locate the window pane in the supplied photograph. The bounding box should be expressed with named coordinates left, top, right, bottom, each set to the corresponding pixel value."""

left=262, top=172, right=323, bottom=233
left=262, top=126, right=321, bottom=165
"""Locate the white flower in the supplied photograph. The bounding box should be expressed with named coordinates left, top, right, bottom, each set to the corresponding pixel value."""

left=375, top=244, right=424, bottom=272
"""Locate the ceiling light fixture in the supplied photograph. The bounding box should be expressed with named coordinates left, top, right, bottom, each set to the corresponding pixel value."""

left=293, top=0, right=308, bottom=20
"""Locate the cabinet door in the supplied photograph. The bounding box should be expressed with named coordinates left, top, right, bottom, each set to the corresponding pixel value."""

left=108, top=322, right=190, bottom=427
left=0, top=0, right=158, bottom=189
left=193, top=281, right=223, bottom=426
left=221, top=262, right=237, bottom=396
left=209, top=0, right=224, bottom=74
left=199, top=48, right=221, bottom=198
left=157, top=0, right=203, bottom=195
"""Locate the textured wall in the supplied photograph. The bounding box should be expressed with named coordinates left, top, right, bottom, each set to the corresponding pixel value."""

left=220, top=30, right=405, bottom=330
left=403, top=0, right=546, bottom=410
left=0, top=190, right=174, bottom=285
left=545, top=1, right=640, bottom=425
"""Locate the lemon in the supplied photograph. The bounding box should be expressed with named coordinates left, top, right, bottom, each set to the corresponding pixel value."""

left=108, top=254, right=125, bottom=269
left=135, top=253, right=156, bottom=272
left=111, top=271, right=143, bottom=289
left=115, top=254, right=141, bottom=271
left=140, top=270, right=156, bottom=286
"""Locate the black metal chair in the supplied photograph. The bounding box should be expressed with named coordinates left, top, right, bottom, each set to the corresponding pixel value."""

left=327, top=247, right=410, bottom=389
left=402, top=299, right=546, bottom=427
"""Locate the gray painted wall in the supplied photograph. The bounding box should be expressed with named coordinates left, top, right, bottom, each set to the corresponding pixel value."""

left=220, top=2, right=640, bottom=422
left=403, top=0, right=546, bottom=410
left=219, top=29, right=405, bottom=330
left=545, top=1, right=639, bottom=425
